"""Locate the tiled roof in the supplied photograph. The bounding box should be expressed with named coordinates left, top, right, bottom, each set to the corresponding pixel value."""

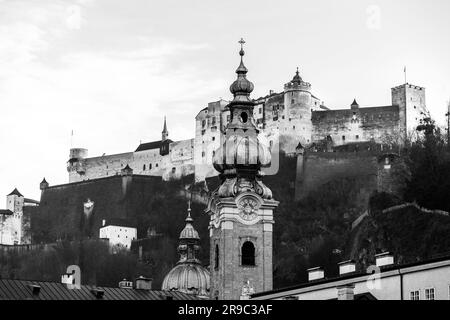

left=135, top=139, right=173, bottom=152
left=0, top=279, right=199, bottom=300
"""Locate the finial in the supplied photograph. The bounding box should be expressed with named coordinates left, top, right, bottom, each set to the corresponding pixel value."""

left=186, top=200, right=193, bottom=222
left=296, top=67, right=299, bottom=74
left=239, top=38, right=245, bottom=56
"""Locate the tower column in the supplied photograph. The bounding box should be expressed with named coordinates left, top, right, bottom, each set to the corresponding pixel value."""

left=206, top=39, right=278, bottom=300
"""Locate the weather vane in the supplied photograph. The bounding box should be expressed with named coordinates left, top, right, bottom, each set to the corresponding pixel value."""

left=239, top=38, right=245, bottom=50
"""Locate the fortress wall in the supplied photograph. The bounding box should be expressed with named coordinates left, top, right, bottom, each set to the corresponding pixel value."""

left=312, top=106, right=400, bottom=146
left=132, top=148, right=165, bottom=175
left=295, top=151, right=379, bottom=200
left=76, top=152, right=134, bottom=182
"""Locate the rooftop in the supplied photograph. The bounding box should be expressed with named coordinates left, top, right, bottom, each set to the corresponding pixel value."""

left=0, top=278, right=198, bottom=300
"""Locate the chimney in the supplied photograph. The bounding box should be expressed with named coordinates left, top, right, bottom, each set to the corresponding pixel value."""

left=102, top=219, right=106, bottom=227
left=337, top=284, right=355, bottom=300
left=375, top=252, right=394, bottom=267
left=118, top=278, right=133, bottom=289
left=307, top=267, right=324, bottom=281
left=269, top=90, right=274, bottom=95
left=338, top=260, right=356, bottom=275
left=135, top=276, right=152, bottom=290
left=28, top=284, right=41, bottom=296
left=61, top=273, right=74, bottom=285
left=91, top=288, right=104, bottom=299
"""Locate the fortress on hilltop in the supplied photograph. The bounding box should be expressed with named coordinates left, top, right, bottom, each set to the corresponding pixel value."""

left=66, top=67, right=428, bottom=184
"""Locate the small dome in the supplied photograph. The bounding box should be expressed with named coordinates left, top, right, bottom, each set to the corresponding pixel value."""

left=292, top=67, right=302, bottom=84
left=161, top=263, right=210, bottom=297
left=179, top=220, right=199, bottom=240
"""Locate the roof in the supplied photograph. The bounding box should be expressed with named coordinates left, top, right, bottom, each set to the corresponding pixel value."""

left=0, top=209, right=13, bottom=216
left=7, top=188, right=23, bottom=197
left=251, top=253, right=450, bottom=298
left=101, top=218, right=137, bottom=229
left=24, top=198, right=40, bottom=205
left=329, top=292, right=377, bottom=300
left=0, top=279, right=199, bottom=300
left=135, top=139, right=173, bottom=152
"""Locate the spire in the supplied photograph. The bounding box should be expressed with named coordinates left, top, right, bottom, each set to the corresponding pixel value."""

left=229, top=38, right=254, bottom=105
left=7, top=188, right=23, bottom=197
left=40, top=178, right=49, bottom=190
left=162, top=116, right=169, bottom=141
left=351, top=98, right=359, bottom=109
left=179, top=201, right=199, bottom=240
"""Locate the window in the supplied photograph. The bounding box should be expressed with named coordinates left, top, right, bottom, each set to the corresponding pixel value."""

left=143, top=164, right=146, bottom=171
left=212, top=117, right=216, bottom=125
left=425, top=288, right=435, bottom=300
left=241, top=241, right=255, bottom=266
left=202, top=120, right=206, bottom=128
left=410, top=290, right=420, bottom=300
left=291, top=99, right=295, bottom=104
left=356, top=135, right=359, bottom=140
left=149, top=163, right=152, bottom=169
left=259, top=108, right=262, bottom=114
left=156, top=163, right=158, bottom=168
left=212, top=137, right=215, bottom=141
left=227, top=115, right=230, bottom=122
left=202, top=151, right=205, bottom=157
left=342, top=135, right=346, bottom=141
left=214, top=244, right=219, bottom=270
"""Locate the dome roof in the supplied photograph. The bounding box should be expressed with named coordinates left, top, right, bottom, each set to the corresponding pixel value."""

left=161, top=202, right=210, bottom=298
left=292, top=67, right=302, bottom=84
left=213, top=134, right=272, bottom=173
left=161, top=263, right=210, bottom=297
left=228, top=38, right=254, bottom=105
left=179, top=208, right=199, bottom=240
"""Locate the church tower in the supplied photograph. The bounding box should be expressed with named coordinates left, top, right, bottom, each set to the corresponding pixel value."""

left=206, top=39, right=279, bottom=300
left=160, top=116, right=170, bottom=156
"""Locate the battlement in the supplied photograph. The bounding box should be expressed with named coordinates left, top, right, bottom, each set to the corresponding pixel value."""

left=284, top=81, right=311, bottom=92
left=391, top=83, right=425, bottom=92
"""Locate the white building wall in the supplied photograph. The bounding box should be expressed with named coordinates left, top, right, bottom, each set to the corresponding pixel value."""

left=99, top=225, right=137, bottom=250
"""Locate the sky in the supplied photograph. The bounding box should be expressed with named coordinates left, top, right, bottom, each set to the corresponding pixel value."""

left=0, top=0, right=449, bottom=201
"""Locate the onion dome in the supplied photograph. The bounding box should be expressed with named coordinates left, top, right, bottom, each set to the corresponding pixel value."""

left=211, top=39, right=273, bottom=200
left=213, top=134, right=272, bottom=173
left=179, top=203, right=199, bottom=240
left=162, top=202, right=210, bottom=298
left=292, top=67, right=302, bottom=84
left=229, top=38, right=255, bottom=105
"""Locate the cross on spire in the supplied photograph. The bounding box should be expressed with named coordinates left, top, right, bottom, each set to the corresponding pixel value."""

left=239, top=38, right=245, bottom=50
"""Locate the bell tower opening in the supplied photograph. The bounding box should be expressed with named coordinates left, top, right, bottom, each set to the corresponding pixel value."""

left=241, top=241, right=255, bottom=266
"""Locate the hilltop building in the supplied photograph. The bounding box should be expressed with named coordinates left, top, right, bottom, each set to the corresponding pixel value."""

left=66, top=68, right=428, bottom=183
left=0, top=188, right=38, bottom=245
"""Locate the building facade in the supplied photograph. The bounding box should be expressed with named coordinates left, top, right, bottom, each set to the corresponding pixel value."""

left=0, top=188, right=37, bottom=245
left=250, top=253, right=450, bottom=300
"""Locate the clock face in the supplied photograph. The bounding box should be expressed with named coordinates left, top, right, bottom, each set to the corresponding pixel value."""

left=238, top=197, right=259, bottom=221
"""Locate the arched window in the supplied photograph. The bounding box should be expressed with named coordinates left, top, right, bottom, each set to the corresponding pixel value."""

left=143, top=164, right=146, bottom=171
left=241, top=241, right=255, bottom=266
left=214, top=244, right=219, bottom=270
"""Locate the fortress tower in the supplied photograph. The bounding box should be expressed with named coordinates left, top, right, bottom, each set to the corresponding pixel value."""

left=67, top=148, right=88, bottom=182
left=391, top=83, right=427, bottom=141
left=206, top=39, right=278, bottom=300
left=281, top=68, right=314, bottom=154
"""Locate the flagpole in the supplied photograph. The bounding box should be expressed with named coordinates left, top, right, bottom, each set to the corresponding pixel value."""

left=404, top=66, right=407, bottom=84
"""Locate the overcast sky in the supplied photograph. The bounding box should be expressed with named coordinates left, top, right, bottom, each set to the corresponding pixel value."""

left=1, top=0, right=449, bottom=201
